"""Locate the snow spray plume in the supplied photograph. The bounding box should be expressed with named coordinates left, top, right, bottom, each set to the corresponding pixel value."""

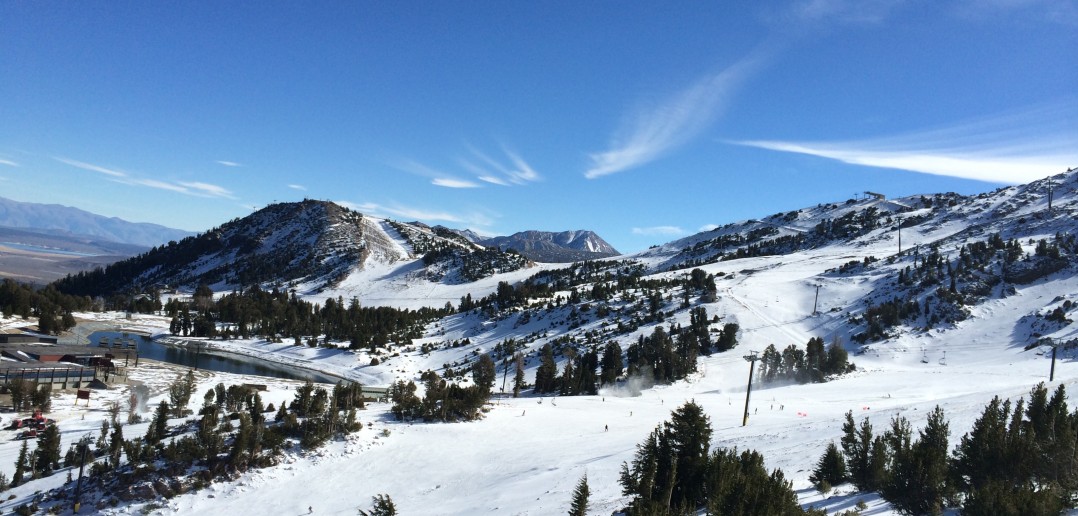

left=599, top=366, right=655, bottom=398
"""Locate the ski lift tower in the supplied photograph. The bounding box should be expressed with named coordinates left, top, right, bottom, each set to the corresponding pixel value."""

left=742, top=351, right=760, bottom=426
left=1049, top=338, right=1060, bottom=382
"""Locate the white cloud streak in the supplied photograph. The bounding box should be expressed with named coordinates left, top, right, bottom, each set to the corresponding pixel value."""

left=788, top=0, right=906, bottom=25
left=736, top=101, right=1078, bottom=184
left=432, top=177, right=480, bottom=188
left=392, top=158, right=482, bottom=189
left=585, top=49, right=769, bottom=179
left=632, top=226, right=685, bottom=236
left=55, top=157, right=127, bottom=177
left=57, top=157, right=236, bottom=198
left=0, top=159, right=18, bottom=167
left=337, top=201, right=494, bottom=227
left=216, top=160, right=243, bottom=167
left=180, top=181, right=236, bottom=199
left=288, top=184, right=307, bottom=191
left=460, top=145, right=542, bottom=186
left=398, top=145, right=541, bottom=189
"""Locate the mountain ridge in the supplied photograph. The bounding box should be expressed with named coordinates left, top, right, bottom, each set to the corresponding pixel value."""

left=0, top=196, right=194, bottom=247
left=481, top=229, right=619, bottom=262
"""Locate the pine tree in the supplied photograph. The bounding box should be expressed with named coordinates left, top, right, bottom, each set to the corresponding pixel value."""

left=534, top=344, right=558, bottom=394
left=841, top=411, right=874, bottom=491
left=907, top=405, right=951, bottom=515
left=472, top=354, right=496, bottom=395
left=600, top=341, right=624, bottom=386
left=559, top=349, right=577, bottom=396
left=358, top=494, right=397, bottom=516
left=825, top=338, right=849, bottom=375
left=805, top=336, right=826, bottom=382
left=230, top=413, right=252, bottom=465
left=619, top=402, right=713, bottom=514
left=880, top=415, right=913, bottom=510
left=108, top=424, right=125, bottom=468
left=665, top=401, right=712, bottom=510
left=809, top=441, right=847, bottom=490
left=716, top=323, right=739, bottom=352
left=512, top=354, right=526, bottom=398
left=953, top=396, right=1009, bottom=494
left=568, top=474, right=590, bottom=516
left=12, top=440, right=29, bottom=486
left=34, top=424, right=62, bottom=474
left=148, top=400, right=170, bottom=443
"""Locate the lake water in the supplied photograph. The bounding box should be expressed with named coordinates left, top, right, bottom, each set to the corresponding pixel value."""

left=1, top=241, right=98, bottom=256
left=88, top=331, right=339, bottom=383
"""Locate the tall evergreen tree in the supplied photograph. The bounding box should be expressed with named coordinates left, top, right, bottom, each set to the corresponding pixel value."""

left=568, top=474, right=590, bottom=516
left=472, top=354, right=496, bottom=395
left=512, top=353, right=526, bottom=398
left=619, top=401, right=713, bottom=514
left=148, top=400, right=170, bottom=444
left=12, top=440, right=29, bottom=486
left=600, top=341, right=623, bottom=386
left=34, top=424, right=62, bottom=474
left=841, top=411, right=876, bottom=491
left=534, top=344, right=558, bottom=394
left=666, top=401, right=712, bottom=510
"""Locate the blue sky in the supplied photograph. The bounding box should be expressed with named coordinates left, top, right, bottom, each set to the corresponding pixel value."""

left=1, top=1, right=1075, bottom=253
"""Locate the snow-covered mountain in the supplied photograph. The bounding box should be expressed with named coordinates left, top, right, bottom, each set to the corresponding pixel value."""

left=481, top=229, right=620, bottom=262
left=51, top=200, right=533, bottom=294
left=8, top=169, right=1078, bottom=515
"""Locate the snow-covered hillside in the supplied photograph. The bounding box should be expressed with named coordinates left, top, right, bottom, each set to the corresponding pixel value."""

left=3, top=170, right=1077, bottom=514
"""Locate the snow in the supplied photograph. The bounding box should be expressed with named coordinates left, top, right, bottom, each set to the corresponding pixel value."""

left=1, top=171, right=1075, bottom=514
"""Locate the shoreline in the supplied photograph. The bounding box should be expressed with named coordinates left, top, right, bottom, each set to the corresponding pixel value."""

left=69, top=321, right=352, bottom=385
left=154, top=335, right=350, bottom=385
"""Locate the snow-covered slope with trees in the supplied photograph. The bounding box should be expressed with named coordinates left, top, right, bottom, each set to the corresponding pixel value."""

left=4, top=169, right=1076, bottom=515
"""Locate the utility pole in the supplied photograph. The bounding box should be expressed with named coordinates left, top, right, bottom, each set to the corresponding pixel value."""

left=742, top=351, right=759, bottom=426
left=1050, top=340, right=1058, bottom=382
left=73, top=436, right=90, bottom=513
left=897, top=218, right=902, bottom=254
left=812, top=285, right=821, bottom=315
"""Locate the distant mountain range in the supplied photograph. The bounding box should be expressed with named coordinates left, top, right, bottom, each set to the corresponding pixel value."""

left=481, top=230, right=619, bottom=262
left=0, top=196, right=194, bottom=248
left=436, top=226, right=619, bottom=262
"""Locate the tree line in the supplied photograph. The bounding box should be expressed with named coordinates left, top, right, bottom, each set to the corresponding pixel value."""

left=812, top=382, right=1078, bottom=515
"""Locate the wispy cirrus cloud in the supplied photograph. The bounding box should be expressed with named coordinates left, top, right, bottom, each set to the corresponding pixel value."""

left=632, top=226, right=686, bottom=236
left=585, top=48, right=769, bottom=179
left=180, top=181, right=236, bottom=199
left=785, top=0, right=906, bottom=25
left=391, top=158, right=481, bottom=189
left=56, top=157, right=236, bottom=198
left=337, top=200, right=495, bottom=227
left=952, top=0, right=1078, bottom=27
left=432, top=177, right=481, bottom=188
left=288, top=184, right=307, bottom=191
left=55, top=157, right=127, bottom=177
left=461, top=145, right=541, bottom=186
left=735, top=101, right=1078, bottom=184
left=396, top=145, right=540, bottom=189
left=0, top=159, right=18, bottom=167
left=216, top=160, right=243, bottom=167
